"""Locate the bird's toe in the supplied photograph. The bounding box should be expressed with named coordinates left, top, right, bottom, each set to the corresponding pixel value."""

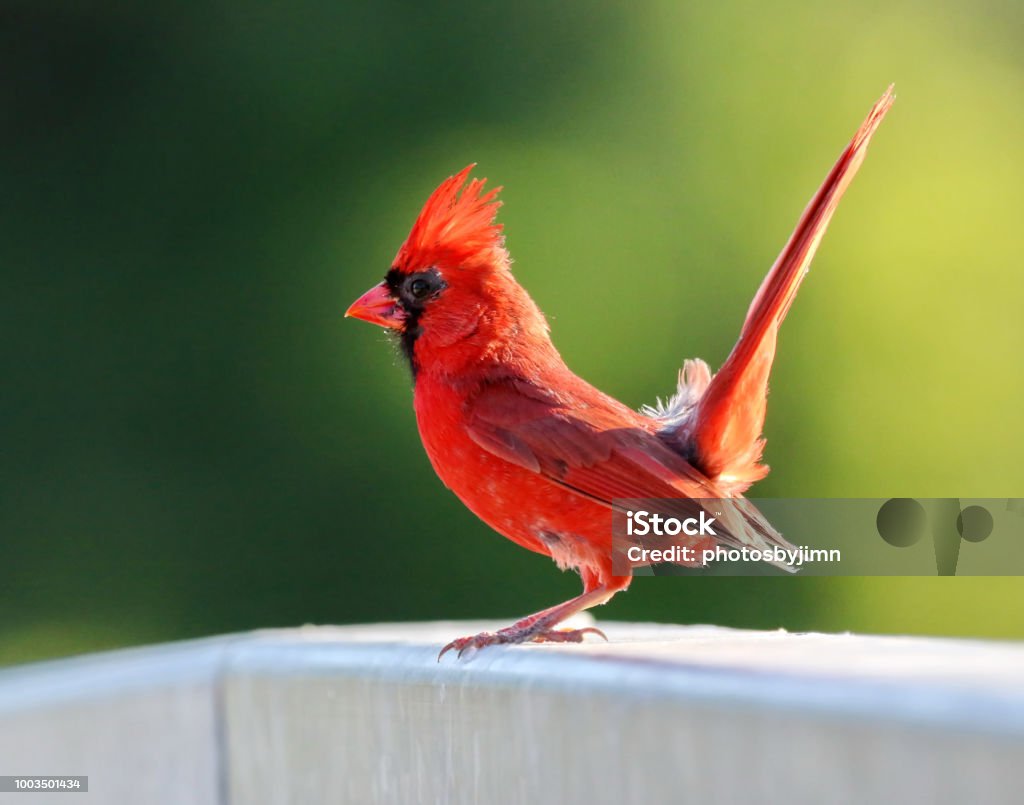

left=531, top=626, right=608, bottom=644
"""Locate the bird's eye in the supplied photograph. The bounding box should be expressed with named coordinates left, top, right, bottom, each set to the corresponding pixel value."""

left=395, top=269, right=445, bottom=307
left=409, top=278, right=431, bottom=299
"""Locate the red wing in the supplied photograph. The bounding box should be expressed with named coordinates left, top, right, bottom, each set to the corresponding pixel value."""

left=465, top=378, right=719, bottom=505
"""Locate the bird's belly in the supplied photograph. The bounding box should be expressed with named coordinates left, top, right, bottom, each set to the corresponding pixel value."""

left=418, top=418, right=612, bottom=576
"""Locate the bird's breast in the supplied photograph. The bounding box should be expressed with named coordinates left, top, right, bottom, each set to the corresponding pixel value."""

left=412, top=377, right=612, bottom=578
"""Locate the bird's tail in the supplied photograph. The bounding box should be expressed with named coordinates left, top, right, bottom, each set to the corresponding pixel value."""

left=662, top=87, right=894, bottom=494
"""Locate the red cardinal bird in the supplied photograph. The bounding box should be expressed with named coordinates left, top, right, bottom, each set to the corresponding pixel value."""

left=347, top=88, right=893, bottom=658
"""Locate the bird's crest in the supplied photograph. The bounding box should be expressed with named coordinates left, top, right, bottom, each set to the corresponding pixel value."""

left=394, top=165, right=507, bottom=272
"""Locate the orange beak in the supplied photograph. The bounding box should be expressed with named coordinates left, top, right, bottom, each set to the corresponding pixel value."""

left=345, top=282, right=404, bottom=329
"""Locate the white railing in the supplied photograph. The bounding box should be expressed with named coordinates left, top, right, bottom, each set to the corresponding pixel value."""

left=1, top=622, right=1023, bottom=804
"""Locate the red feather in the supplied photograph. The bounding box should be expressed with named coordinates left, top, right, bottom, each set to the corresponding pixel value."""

left=679, top=87, right=895, bottom=489
left=393, top=164, right=506, bottom=274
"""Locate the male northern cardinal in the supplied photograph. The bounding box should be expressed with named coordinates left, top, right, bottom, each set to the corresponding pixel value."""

left=347, top=88, right=893, bottom=658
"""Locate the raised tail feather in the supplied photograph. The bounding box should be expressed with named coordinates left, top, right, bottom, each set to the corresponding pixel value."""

left=653, top=86, right=894, bottom=494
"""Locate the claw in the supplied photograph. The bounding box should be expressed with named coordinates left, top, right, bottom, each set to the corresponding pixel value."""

left=437, top=632, right=498, bottom=661
left=437, top=642, right=456, bottom=662
left=437, top=637, right=467, bottom=661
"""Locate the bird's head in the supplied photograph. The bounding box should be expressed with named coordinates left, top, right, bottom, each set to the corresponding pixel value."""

left=346, top=165, right=552, bottom=377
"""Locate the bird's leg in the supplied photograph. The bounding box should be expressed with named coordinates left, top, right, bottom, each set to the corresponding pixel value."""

left=438, top=584, right=618, bottom=660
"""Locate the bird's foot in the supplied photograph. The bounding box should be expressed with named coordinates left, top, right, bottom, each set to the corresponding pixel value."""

left=438, top=625, right=606, bottom=660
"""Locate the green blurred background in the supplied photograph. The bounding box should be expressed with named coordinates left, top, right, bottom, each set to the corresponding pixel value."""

left=2, top=1, right=1022, bottom=666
